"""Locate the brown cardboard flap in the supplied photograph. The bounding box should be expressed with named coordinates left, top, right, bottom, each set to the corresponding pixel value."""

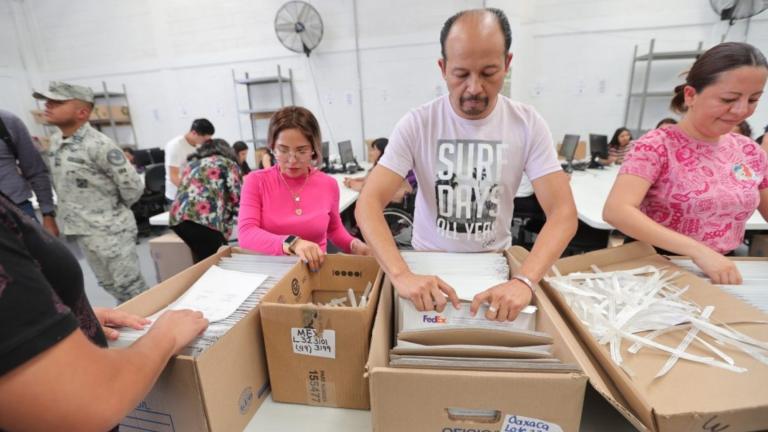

left=539, top=243, right=768, bottom=432
left=506, top=246, right=650, bottom=432
left=196, top=306, right=270, bottom=432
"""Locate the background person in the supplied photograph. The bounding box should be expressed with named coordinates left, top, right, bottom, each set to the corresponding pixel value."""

left=604, top=42, right=768, bottom=285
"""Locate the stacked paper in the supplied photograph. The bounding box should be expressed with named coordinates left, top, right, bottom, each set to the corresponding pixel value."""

left=670, top=259, right=768, bottom=313
left=389, top=252, right=575, bottom=371
left=109, top=254, right=296, bottom=356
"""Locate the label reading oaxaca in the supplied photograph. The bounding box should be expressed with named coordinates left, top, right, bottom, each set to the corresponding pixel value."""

left=291, top=328, right=336, bottom=359
left=501, top=414, right=563, bottom=432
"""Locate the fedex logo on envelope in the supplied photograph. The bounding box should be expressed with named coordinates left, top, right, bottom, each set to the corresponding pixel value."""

left=422, top=314, right=447, bottom=324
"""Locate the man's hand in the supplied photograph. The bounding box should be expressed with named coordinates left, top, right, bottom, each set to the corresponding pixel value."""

left=42, top=215, right=59, bottom=237
left=392, top=272, right=460, bottom=312
left=92, top=307, right=151, bottom=340
left=470, top=279, right=533, bottom=322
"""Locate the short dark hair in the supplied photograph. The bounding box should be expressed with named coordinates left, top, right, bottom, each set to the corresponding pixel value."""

left=670, top=42, right=767, bottom=114
left=188, top=138, right=235, bottom=162
left=190, top=118, right=215, bottom=136
left=232, top=141, right=248, bottom=153
left=655, top=117, right=678, bottom=128
left=440, top=8, right=511, bottom=60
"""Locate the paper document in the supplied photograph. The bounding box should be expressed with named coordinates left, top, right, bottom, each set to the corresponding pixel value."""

left=170, top=266, right=267, bottom=322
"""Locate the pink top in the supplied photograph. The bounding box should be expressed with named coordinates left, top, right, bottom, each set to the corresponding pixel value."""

left=237, top=165, right=355, bottom=255
left=620, top=125, right=768, bottom=253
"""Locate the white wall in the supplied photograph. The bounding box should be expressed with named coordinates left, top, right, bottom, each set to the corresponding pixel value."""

left=2, top=0, right=489, bottom=159
left=2, top=0, right=767, bottom=157
left=519, top=0, right=768, bottom=143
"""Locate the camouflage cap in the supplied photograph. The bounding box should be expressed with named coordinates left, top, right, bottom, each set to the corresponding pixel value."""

left=32, top=81, right=94, bottom=104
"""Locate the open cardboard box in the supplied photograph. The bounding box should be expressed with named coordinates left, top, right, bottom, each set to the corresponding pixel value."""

left=260, top=254, right=383, bottom=409
left=116, top=247, right=270, bottom=432
left=367, top=247, right=591, bottom=432
left=542, top=242, right=768, bottom=432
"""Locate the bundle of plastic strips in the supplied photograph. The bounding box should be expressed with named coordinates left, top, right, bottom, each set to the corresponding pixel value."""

left=545, top=265, right=768, bottom=378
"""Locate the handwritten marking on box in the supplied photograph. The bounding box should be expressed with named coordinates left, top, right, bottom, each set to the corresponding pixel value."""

left=291, top=328, right=336, bottom=359
left=502, top=414, right=562, bottom=432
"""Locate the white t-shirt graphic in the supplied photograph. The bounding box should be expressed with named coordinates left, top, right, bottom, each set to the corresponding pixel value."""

left=378, top=94, right=561, bottom=252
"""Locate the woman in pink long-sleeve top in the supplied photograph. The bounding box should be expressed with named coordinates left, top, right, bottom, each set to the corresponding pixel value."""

left=238, top=106, right=370, bottom=270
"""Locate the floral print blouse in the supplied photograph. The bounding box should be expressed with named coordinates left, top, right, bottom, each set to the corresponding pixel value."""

left=169, top=155, right=242, bottom=238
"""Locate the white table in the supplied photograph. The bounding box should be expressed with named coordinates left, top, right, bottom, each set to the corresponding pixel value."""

left=569, top=165, right=768, bottom=231
left=150, top=163, right=371, bottom=227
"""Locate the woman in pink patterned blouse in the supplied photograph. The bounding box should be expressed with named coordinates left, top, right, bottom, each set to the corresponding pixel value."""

left=604, top=42, right=768, bottom=284
left=237, top=107, right=370, bottom=270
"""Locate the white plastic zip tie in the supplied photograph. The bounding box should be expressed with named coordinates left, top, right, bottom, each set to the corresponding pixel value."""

left=545, top=265, right=767, bottom=378
left=655, top=306, right=714, bottom=378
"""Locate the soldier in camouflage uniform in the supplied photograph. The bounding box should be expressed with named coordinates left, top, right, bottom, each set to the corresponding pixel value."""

left=33, top=82, right=148, bottom=303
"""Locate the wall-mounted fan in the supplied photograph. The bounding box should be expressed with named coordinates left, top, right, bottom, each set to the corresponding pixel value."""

left=710, top=0, right=768, bottom=23
left=274, top=1, right=324, bottom=57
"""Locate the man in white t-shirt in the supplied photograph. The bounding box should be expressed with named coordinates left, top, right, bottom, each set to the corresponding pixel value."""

left=355, top=8, right=577, bottom=322
left=164, top=118, right=215, bottom=201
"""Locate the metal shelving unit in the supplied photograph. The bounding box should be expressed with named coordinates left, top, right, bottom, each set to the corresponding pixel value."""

left=232, top=65, right=294, bottom=148
left=623, top=39, right=704, bottom=136
left=90, top=81, right=138, bottom=147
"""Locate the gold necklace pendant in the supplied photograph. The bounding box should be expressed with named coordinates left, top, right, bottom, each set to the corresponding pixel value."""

left=295, top=208, right=303, bottom=216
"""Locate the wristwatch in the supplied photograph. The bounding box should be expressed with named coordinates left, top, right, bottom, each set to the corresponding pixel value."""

left=42, top=210, right=56, bottom=217
left=283, top=235, right=300, bottom=254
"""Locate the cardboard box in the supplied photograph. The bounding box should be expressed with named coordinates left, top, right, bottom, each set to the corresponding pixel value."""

left=557, top=139, right=587, bottom=161
left=117, top=247, right=270, bottom=432
left=260, top=254, right=383, bottom=409
left=149, top=232, right=194, bottom=282
left=542, top=242, right=768, bottom=432
left=91, top=104, right=131, bottom=122
left=367, top=247, right=591, bottom=432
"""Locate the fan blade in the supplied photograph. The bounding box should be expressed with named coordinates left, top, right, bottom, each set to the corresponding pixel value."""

left=297, top=3, right=312, bottom=26
left=275, top=22, right=297, bottom=32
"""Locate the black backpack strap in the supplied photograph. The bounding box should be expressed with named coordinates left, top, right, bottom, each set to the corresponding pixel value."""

left=0, top=117, right=18, bottom=159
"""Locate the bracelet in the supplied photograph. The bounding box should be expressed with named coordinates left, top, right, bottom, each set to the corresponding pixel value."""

left=511, top=274, right=535, bottom=295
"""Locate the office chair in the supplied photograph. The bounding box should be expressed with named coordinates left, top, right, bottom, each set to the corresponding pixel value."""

left=132, top=163, right=167, bottom=237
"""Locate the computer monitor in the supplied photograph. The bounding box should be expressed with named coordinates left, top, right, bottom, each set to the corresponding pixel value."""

left=339, top=140, right=359, bottom=170
left=559, top=134, right=580, bottom=173
left=559, top=134, right=580, bottom=162
left=132, top=149, right=152, bottom=168
left=589, top=134, right=608, bottom=159
left=322, top=141, right=330, bottom=164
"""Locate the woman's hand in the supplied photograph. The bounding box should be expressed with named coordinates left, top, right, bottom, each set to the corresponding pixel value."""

left=691, top=247, right=742, bottom=285
left=293, top=239, right=325, bottom=271
left=350, top=238, right=371, bottom=256
left=92, top=307, right=151, bottom=341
